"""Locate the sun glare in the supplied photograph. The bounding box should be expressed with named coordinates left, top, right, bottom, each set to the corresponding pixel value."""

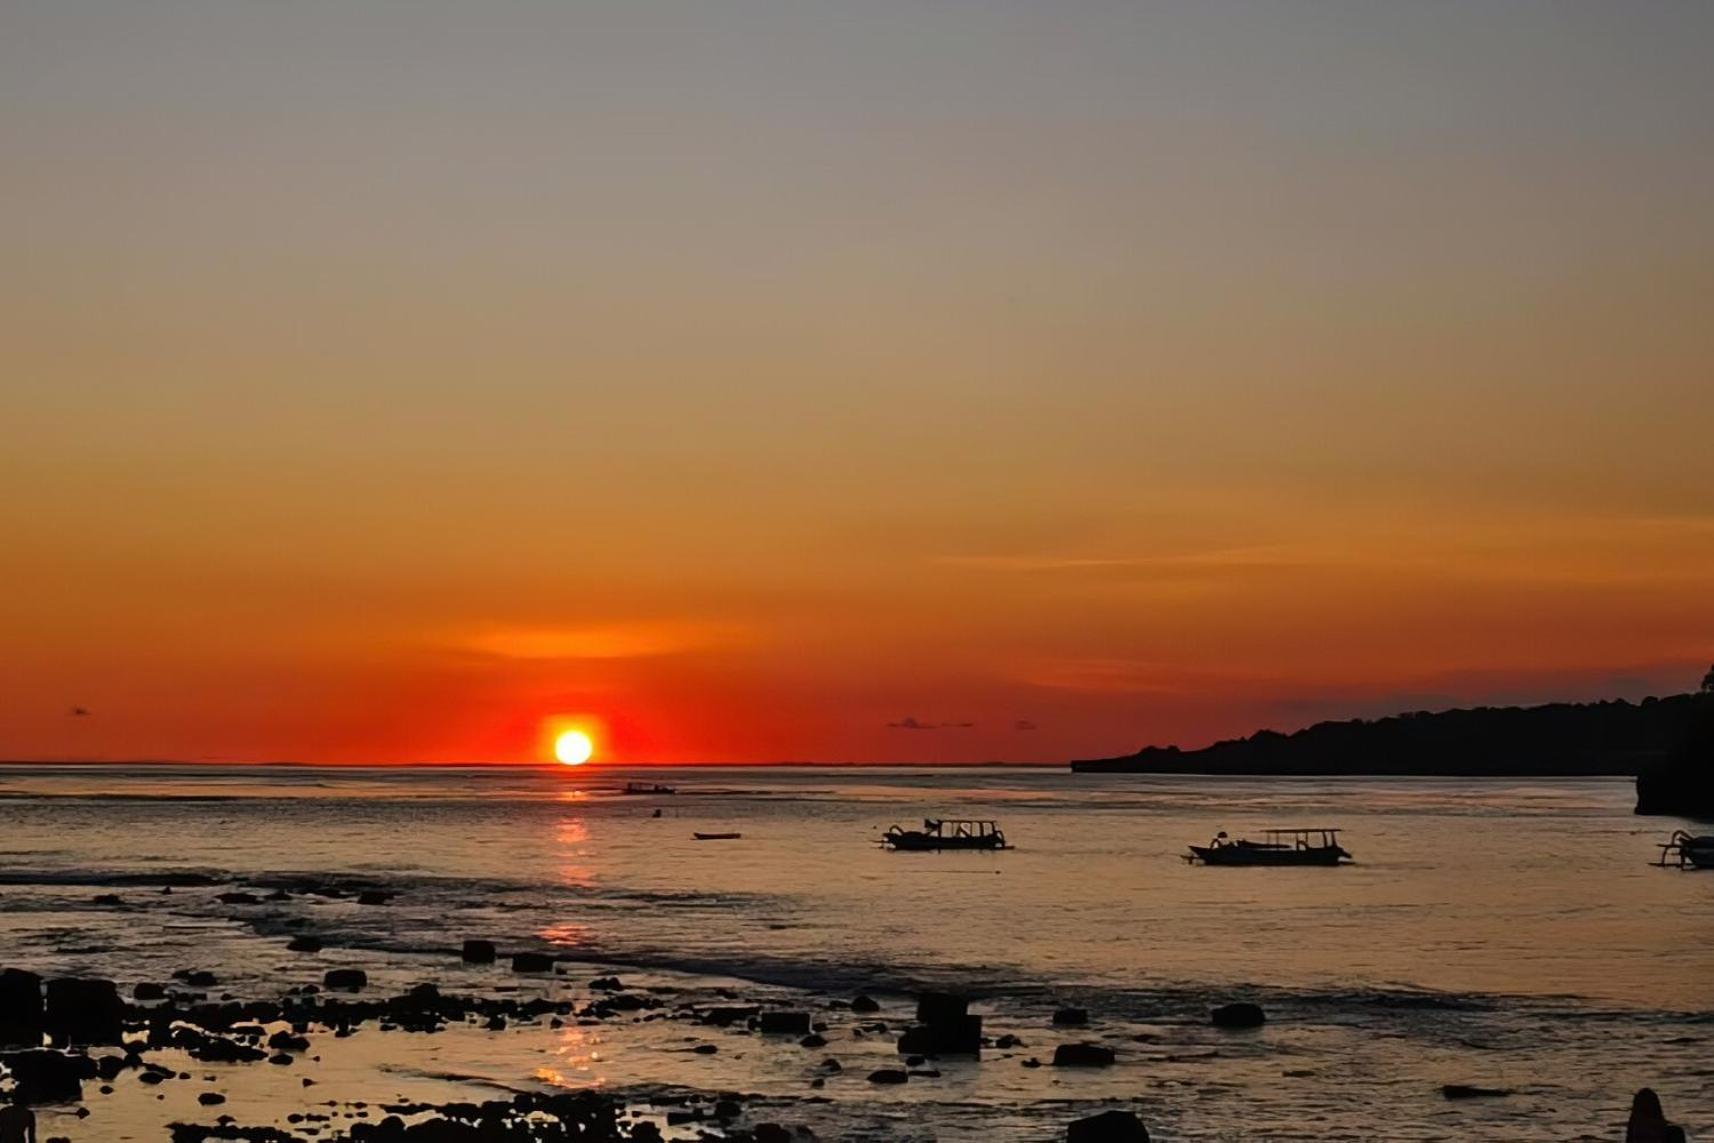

left=554, top=729, right=595, bottom=767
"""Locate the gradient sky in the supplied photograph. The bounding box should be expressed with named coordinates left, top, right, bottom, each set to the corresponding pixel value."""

left=4, top=1, right=1713, bottom=763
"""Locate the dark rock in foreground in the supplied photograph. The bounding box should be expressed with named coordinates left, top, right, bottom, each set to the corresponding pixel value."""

left=462, top=939, right=497, bottom=964
left=915, top=992, right=968, bottom=1025
left=44, top=979, right=124, bottom=1045
left=1, top=1049, right=89, bottom=1103
left=867, top=1068, right=909, bottom=1084
left=1053, top=1007, right=1089, bottom=1027
left=1442, top=1084, right=1511, bottom=1099
left=1067, top=1109, right=1150, bottom=1142
left=897, top=1016, right=982, bottom=1056
left=510, top=953, right=554, bottom=974
left=1052, top=1043, right=1115, bottom=1067
left=1211, top=1003, right=1265, bottom=1029
left=323, top=970, right=367, bottom=991
left=0, top=968, right=44, bottom=1046
left=758, top=1011, right=811, bottom=1036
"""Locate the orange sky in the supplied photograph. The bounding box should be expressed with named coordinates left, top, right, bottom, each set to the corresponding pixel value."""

left=3, top=2, right=1712, bottom=764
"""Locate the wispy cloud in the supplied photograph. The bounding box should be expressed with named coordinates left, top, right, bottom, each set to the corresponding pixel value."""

left=460, top=620, right=742, bottom=661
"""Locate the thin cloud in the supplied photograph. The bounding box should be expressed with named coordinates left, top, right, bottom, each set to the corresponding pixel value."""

left=460, top=620, right=743, bottom=662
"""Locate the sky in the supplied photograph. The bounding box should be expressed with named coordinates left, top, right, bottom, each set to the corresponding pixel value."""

left=3, top=1, right=1713, bottom=764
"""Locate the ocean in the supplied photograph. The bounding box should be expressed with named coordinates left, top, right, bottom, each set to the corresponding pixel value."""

left=0, top=765, right=1709, bottom=1141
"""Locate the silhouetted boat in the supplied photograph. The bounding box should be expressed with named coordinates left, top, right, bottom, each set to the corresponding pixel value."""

left=623, top=782, right=676, bottom=795
left=693, top=832, right=741, bottom=841
left=1187, top=828, right=1351, bottom=866
left=1653, top=830, right=1714, bottom=869
left=882, top=818, right=1009, bottom=851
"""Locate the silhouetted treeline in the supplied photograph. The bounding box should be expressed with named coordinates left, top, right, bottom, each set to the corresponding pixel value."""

left=1072, top=693, right=1714, bottom=781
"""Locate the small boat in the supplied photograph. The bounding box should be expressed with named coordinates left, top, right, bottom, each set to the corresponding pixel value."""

left=693, top=832, right=742, bottom=841
left=623, top=782, right=676, bottom=795
left=882, top=818, right=1009, bottom=851
left=1653, top=830, right=1714, bottom=870
left=1187, top=828, right=1351, bottom=866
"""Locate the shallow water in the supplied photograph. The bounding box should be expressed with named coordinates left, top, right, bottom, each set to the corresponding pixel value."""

left=1, top=765, right=1710, bottom=1140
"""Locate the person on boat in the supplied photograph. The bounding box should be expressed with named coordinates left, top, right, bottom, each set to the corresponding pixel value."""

left=0, top=1101, right=35, bottom=1143
left=1625, top=1088, right=1686, bottom=1143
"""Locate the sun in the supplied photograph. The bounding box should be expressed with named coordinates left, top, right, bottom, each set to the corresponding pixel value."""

left=554, top=729, right=594, bottom=767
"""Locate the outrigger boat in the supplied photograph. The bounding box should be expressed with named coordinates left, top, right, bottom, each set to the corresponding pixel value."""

left=1652, top=830, right=1714, bottom=870
left=1187, top=828, right=1352, bottom=866
left=622, top=781, right=676, bottom=795
left=882, top=818, right=1009, bottom=852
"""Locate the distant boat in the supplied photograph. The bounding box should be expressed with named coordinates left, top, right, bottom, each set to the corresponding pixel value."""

left=1187, top=828, right=1351, bottom=866
left=1653, top=830, right=1714, bottom=869
left=623, top=782, right=676, bottom=795
left=693, top=832, right=741, bottom=841
left=882, top=818, right=1009, bottom=851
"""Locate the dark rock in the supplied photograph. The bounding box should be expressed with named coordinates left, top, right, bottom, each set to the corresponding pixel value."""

left=701, top=1006, right=759, bottom=1027
left=268, top=1032, right=310, bottom=1052
left=133, top=982, right=167, bottom=1001
left=588, top=976, right=623, bottom=991
left=1441, top=1084, right=1511, bottom=1100
left=355, top=891, right=391, bottom=906
left=851, top=994, right=880, bottom=1013
left=691, top=1044, right=717, bottom=1055
left=322, top=970, right=367, bottom=991
left=199, top=1092, right=227, bottom=1106
left=286, top=937, right=323, bottom=953
left=1053, top=1007, right=1089, bottom=1027
left=173, top=971, right=217, bottom=987
left=897, top=1015, right=982, bottom=1056
left=268, top=1052, right=293, bottom=1066
left=92, top=894, right=122, bottom=906
left=754, top=1125, right=791, bottom=1143
left=215, top=892, right=261, bottom=905
left=1052, top=1043, right=1116, bottom=1067
left=995, top=1034, right=1024, bottom=1049
left=915, top=992, right=968, bottom=1025
left=799, top=1034, right=827, bottom=1048
left=1210, top=1003, right=1265, bottom=1030
left=758, top=1011, right=811, bottom=1036
left=43, top=978, right=124, bottom=1044
left=0, top=1049, right=87, bottom=1103
left=1067, top=1109, right=1150, bottom=1142
left=510, top=953, right=554, bottom=974
left=460, top=940, right=496, bottom=964
left=867, top=1068, right=909, bottom=1084
left=0, top=968, right=44, bottom=1046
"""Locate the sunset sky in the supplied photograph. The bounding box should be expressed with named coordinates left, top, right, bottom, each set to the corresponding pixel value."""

left=4, top=2, right=1713, bottom=764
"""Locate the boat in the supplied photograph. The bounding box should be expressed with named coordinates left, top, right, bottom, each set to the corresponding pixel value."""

left=1653, top=830, right=1714, bottom=869
left=1186, top=828, right=1352, bottom=866
left=693, top=832, right=742, bottom=841
left=622, top=782, right=676, bottom=795
left=882, top=818, right=1009, bottom=851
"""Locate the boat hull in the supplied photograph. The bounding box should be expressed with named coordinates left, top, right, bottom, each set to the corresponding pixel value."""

left=885, top=833, right=1007, bottom=852
left=1189, top=845, right=1349, bottom=866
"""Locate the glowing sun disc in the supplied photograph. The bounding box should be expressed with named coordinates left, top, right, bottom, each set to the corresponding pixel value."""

left=554, top=729, right=594, bottom=766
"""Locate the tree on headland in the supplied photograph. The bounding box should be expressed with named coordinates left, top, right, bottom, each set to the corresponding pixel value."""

left=1701, top=662, right=1714, bottom=694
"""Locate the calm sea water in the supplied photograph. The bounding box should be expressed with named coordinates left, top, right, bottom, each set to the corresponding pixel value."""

left=1, top=765, right=1710, bottom=1141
